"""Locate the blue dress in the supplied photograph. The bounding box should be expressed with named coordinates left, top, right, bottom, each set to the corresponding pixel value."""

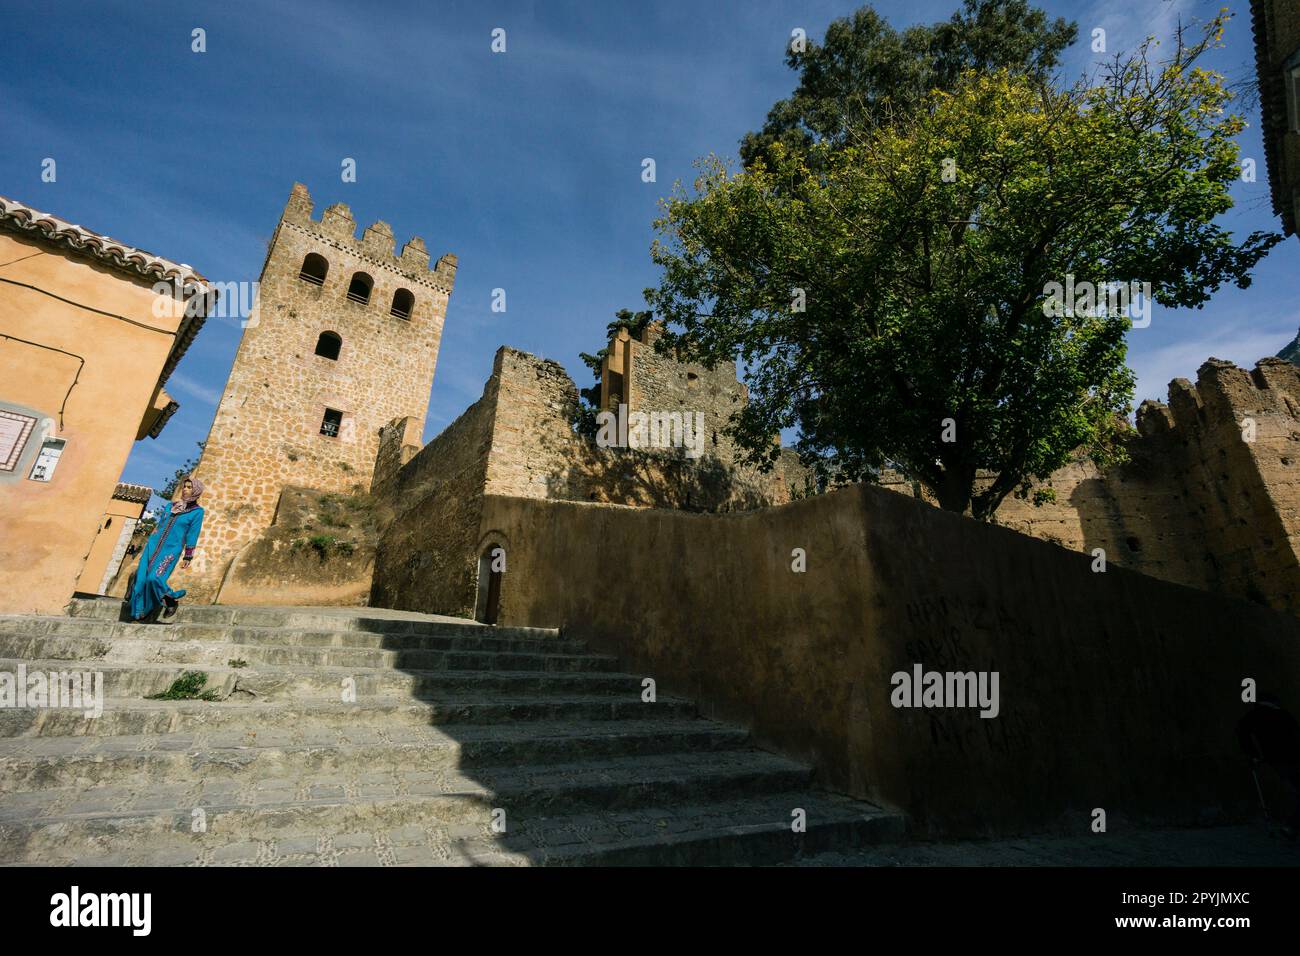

left=128, top=504, right=204, bottom=620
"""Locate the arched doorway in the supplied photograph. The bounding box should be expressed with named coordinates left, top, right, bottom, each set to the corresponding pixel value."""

left=475, top=544, right=503, bottom=625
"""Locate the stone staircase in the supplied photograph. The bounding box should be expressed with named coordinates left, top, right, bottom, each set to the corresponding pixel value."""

left=0, top=598, right=903, bottom=866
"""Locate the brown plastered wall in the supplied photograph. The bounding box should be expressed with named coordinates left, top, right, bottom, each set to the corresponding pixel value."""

left=75, top=496, right=147, bottom=596
left=184, top=183, right=455, bottom=603
left=472, top=484, right=1300, bottom=837
left=0, top=232, right=182, bottom=614
left=987, top=358, right=1300, bottom=616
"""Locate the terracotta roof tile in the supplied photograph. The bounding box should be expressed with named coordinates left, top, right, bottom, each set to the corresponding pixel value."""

left=112, top=483, right=154, bottom=504
left=0, top=193, right=214, bottom=393
left=0, top=194, right=213, bottom=292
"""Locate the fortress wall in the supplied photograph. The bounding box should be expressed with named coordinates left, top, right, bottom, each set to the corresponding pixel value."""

left=468, top=483, right=1300, bottom=837
left=369, top=371, right=500, bottom=616
left=987, top=358, right=1300, bottom=615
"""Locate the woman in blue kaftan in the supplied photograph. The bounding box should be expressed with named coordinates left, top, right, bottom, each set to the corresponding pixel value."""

left=128, top=476, right=205, bottom=622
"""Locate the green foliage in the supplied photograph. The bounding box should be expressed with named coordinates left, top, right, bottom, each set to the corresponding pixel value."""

left=296, top=534, right=357, bottom=560
left=157, top=441, right=205, bottom=501
left=1031, top=487, right=1057, bottom=506
left=227, top=659, right=248, bottom=669
left=147, top=671, right=220, bottom=701
left=647, top=15, right=1281, bottom=519
left=740, top=0, right=1077, bottom=172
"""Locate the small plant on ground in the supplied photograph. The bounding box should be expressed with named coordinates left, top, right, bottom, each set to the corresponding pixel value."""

left=146, top=671, right=221, bottom=701
left=227, top=658, right=248, bottom=668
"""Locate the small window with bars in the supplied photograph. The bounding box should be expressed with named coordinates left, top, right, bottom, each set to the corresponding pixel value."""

left=320, top=408, right=343, bottom=438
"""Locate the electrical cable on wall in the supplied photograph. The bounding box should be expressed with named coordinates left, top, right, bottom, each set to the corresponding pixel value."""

left=0, top=333, right=85, bottom=431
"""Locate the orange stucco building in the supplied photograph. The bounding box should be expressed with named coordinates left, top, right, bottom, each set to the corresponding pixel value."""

left=73, top=482, right=154, bottom=597
left=0, top=195, right=212, bottom=614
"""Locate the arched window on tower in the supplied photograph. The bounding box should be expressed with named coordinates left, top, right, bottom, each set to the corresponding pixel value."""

left=314, top=331, right=342, bottom=361
left=390, top=288, right=414, bottom=320
left=299, top=253, right=328, bottom=285
left=346, top=272, right=373, bottom=304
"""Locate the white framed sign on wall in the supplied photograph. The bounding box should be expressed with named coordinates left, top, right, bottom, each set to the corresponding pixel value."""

left=0, top=408, right=38, bottom=473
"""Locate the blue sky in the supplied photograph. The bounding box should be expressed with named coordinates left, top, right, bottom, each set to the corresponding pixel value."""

left=2, top=0, right=1295, bottom=506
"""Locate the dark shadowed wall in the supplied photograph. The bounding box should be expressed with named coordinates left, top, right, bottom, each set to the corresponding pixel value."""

left=461, top=484, right=1300, bottom=837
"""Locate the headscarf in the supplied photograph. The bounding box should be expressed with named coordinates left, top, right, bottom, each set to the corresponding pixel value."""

left=171, top=475, right=205, bottom=514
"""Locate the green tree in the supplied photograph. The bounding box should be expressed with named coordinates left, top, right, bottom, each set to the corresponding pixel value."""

left=647, top=16, right=1281, bottom=519
left=158, top=441, right=205, bottom=501
left=740, top=0, right=1077, bottom=171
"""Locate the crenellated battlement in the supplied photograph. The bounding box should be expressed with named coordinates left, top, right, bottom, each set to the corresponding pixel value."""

left=184, top=182, right=456, bottom=604
left=1137, top=356, right=1300, bottom=441
left=279, top=182, right=456, bottom=292
left=985, top=354, right=1300, bottom=617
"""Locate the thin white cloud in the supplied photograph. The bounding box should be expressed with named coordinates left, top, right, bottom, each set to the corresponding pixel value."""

left=1130, top=316, right=1299, bottom=405
left=166, top=372, right=223, bottom=406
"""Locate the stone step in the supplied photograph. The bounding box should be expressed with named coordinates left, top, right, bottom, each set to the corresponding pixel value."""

left=515, top=793, right=906, bottom=867
left=65, top=598, right=559, bottom=640
left=2, top=790, right=905, bottom=867
left=0, top=632, right=618, bottom=673
left=0, top=601, right=906, bottom=866
left=0, top=750, right=817, bottom=864
left=0, top=694, right=699, bottom=738
left=0, top=718, right=750, bottom=789
left=0, top=615, right=588, bottom=655
left=0, top=658, right=650, bottom=702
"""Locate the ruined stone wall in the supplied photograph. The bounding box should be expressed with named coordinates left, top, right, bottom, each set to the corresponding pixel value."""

left=471, top=484, right=1300, bottom=837
left=370, top=375, right=500, bottom=615
left=182, top=183, right=456, bottom=602
left=609, top=325, right=753, bottom=467
left=372, top=345, right=811, bottom=618
left=985, top=358, right=1300, bottom=616
left=371, top=415, right=421, bottom=495
left=486, top=345, right=810, bottom=512
left=1252, top=0, right=1300, bottom=235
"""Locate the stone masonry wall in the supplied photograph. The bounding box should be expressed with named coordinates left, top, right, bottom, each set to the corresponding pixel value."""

left=885, top=357, right=1300, bottom=616
left=373, top=344, right=811, bottom=618
left=181, top=183, right=456, bottom=602
left=486, top=345, right=810, bottom=511
left=613, top=324, right=753, bottom=467
left=371, top=415, right=422, bottom=495
left=370, top=374, right=500, bottom=615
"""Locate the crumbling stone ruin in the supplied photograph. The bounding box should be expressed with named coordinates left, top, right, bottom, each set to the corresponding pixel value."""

left=884, top=356, right=1300, bottom=617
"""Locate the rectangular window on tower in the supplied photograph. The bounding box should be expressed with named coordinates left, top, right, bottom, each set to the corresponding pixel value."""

left=320, top=408, right=343, bottom=438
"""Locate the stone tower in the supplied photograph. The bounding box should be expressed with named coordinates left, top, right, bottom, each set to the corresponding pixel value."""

left=186, top=182, right=456, bottom=601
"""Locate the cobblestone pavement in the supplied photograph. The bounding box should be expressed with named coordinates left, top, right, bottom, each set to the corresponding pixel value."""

left=792, top=824, right=1300, bottom=866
